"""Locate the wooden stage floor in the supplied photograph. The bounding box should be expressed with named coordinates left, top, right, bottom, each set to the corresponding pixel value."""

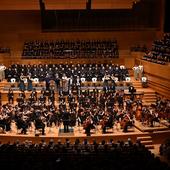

left=0, top=120, right=170, bottom=144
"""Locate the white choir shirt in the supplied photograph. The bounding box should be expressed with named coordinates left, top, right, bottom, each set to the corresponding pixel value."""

left=120, top=65, right=125, bottom=69
left=132, top=66, right=138, bottom=71
left=0, top=65, right=6, bottom=71
left=138, top=65, right=143, bottom=72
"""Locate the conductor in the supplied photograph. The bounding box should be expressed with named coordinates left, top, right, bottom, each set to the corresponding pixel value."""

left=62, top=109, right=70, bottom=133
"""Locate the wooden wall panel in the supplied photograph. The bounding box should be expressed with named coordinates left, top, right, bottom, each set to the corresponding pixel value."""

left=0, top=0, right=134, bottom=10
left=92, top=0, right=134, bottom=9
left=45, top=0, right=86, bottom=10
left=139, top=59, right=170, bottom=81
left=0, top=0, right=39, bottom=10
left=135, top=57, right=170, bottom=99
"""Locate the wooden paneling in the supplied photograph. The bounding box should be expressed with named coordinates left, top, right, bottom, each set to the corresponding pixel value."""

left=0, top=0, right=135, bottom=10
left=45, top=0, right=86, bottom=10
left=134, top=58, right=170, bottom=99
left=0, top=0, right=39, bottom=10
left=92, top=0, right=134, bottom=9
left=139, top=60, right=170, bottom=81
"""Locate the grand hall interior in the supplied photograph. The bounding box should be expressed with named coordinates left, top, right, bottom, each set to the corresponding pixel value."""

left=0, top=0, right=170, bottom=170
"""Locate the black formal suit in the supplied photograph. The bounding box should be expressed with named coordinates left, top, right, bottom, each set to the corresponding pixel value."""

left=62, top=111, right=70, bottom=133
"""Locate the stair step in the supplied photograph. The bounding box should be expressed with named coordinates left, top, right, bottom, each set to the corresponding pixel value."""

left=143, top=93, right=156, bottom=95
left=144, top=92, right=156, bottom=94
left=137, top=136, right=152, bottom=141
left=145, top=145, right=154, bottom=149
left=143, top=99, right=156, bottom=101
left=143, top=101, right=156, bottom=103
left=143, top=98, right=157, bottom=100
left=143, top=95, right=156, bottom=98
left=141, top=140, right=153, bottom=145
left=128, top=128, right=135, bottom=132
left=143, top=103, right=156, bottom=106
left=133, top=83, right=142, bottom=85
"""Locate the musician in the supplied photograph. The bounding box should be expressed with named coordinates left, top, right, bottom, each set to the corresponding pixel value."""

left=45, top=74, right=51, bottom=91
left=83, top=116, right=93, bottom=136
left=0, top=64, right=6, bottom=81
left=54, top=73, right=60, bottom=90
left=0, top=105, right=11, bottom=133
left=150, top=109, right=160, bottom=127
left=15, top=112, right=29, bottom=134
left=125, top=98, right=133, bottom=111
left=129, top=85, right=136, bottom=94
left=132, top=65, right=139, bottom=80
left=117, top=90, right=124, bottom=108
left=122, top=112, right=134, bottom=132
left=111, top=74, right=116, bottom=92
left=138, top=64, right=144, bottom=80
left=20, top=114, right=29, bottom=134
left=27, top=75, right=33, bottom=91
left=7, top=88, right=14, bottom=104
left=29, top=88, right=37, bottom=103
left=34, top=115, right=45, bottom=135
left=61, top=74, right=69, bottom=95
left=17, top=90, right=26, bottom=105
left=48, top=87, right=55, bottom=105
left=62, top=109, right=70, bottom=133
left=41, top=87, right=46, bottom=96
left=103, top=73, right=110, bottom=92
left=39, top=93, right=46, bottom=104
left=46, top=109, right=57, bottom=127
left=18, top=74, right=26, bottom=91
left=101, top=112, right=114, bottom=134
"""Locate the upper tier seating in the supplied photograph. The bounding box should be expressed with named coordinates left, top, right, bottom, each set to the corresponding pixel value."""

left=22, top=39, right=119, bottom=59
left=143, top=33, right=170, bottom=65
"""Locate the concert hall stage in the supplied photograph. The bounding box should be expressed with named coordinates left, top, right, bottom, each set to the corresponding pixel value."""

left=134, top=120, right=170, bottom=132
left=0, top=121, right=170, bottom=145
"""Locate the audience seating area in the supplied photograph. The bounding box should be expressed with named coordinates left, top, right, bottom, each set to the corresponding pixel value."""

left=22, top=39, right=119, bottom=59
left=160, top=138, right=170, bottom=161
left=0, top=139, right=170, bottom=170
left=143, top=33, right=170, bottom=65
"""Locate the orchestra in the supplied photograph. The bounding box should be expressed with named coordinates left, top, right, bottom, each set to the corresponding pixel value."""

left=0, top=63, right=168, bottom=136
left=0, top=88, right=168, bottom=136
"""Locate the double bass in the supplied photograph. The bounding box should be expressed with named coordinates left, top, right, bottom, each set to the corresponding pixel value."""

left=100, top=114, right=109, bottom=133
left=100, top=112, right=114, bottom=133
left=120, top=113, right=133, bottom=132
left=83, top=116, right=93, bottom=136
